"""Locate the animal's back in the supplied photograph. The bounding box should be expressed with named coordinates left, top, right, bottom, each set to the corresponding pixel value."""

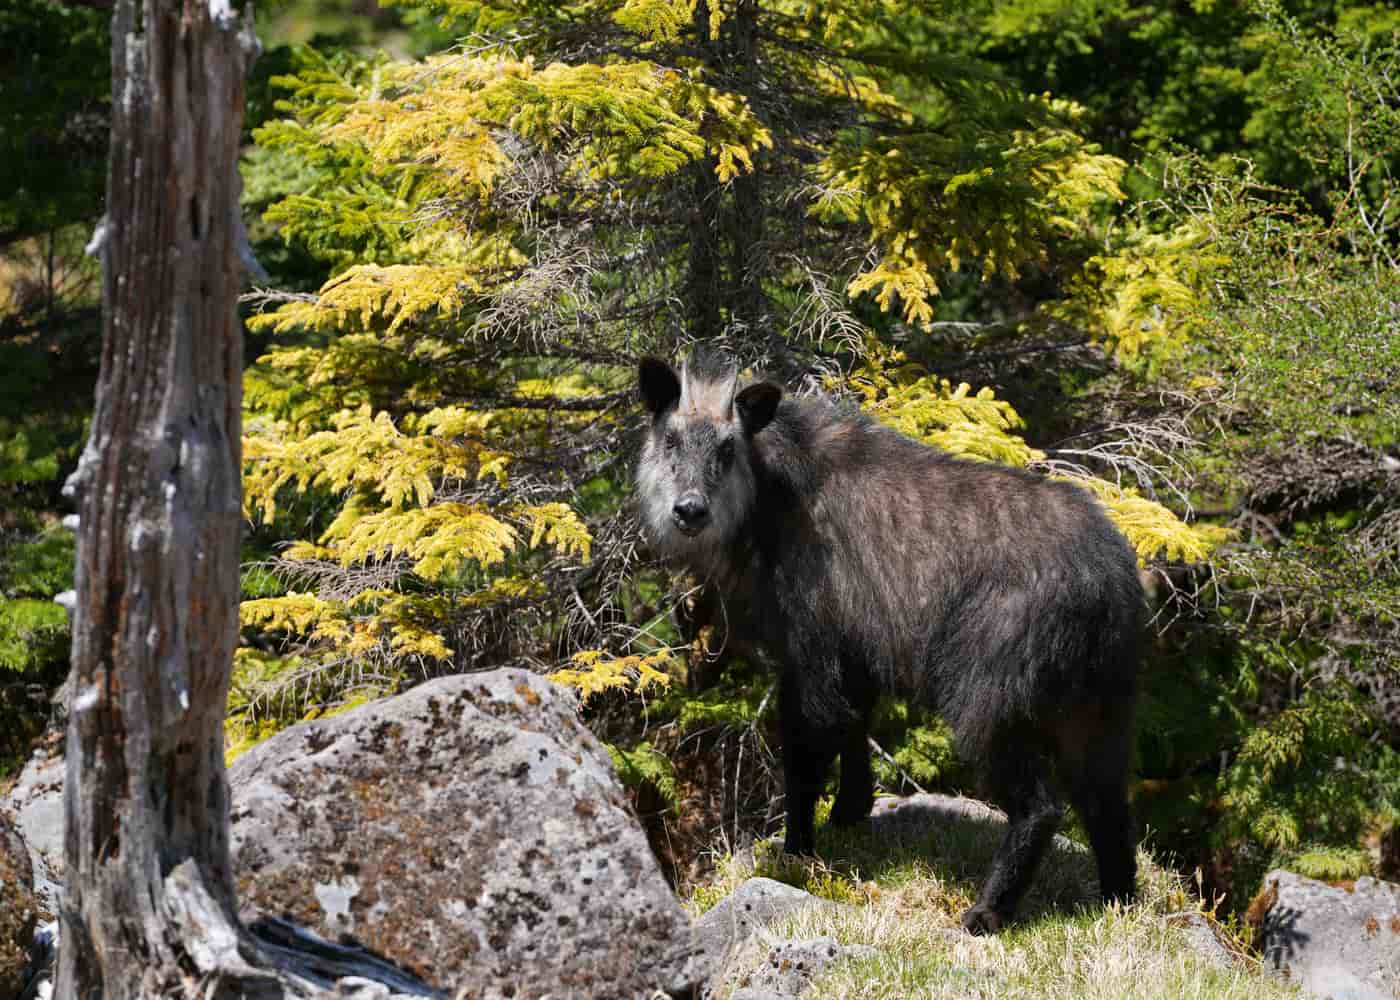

left=748, top=397, right=1143, bottom=732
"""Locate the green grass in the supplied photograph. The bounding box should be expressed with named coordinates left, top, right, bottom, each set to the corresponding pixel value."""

left=783, top=900, right=1298, bottom=1000
left=693, top=797, right=1301, bottom=999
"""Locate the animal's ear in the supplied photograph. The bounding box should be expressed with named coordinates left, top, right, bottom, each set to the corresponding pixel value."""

left=639, top=358, right=682, bottom=417
left=735, top=381, right=782, bottom=436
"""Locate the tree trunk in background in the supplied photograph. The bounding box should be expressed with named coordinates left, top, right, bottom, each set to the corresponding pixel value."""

left=686, top=0, right=725, bottom=345
left=686, top=151, right=724, bottom=344
left=686, top=0, right=774, bottom=359
left=55, top=0, right=273, bottom=994
left=724, top=0, right=773, bottom=355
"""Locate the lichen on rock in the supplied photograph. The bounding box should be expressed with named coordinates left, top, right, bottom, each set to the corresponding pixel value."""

left=229, top=667, right=710, bottom=997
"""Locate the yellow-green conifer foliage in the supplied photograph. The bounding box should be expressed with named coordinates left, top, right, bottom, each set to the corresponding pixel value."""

left=844, top=342, right=1045, bottom=468
left=238, top=0, right=1219, bottom=727
left=547, top=648, right=673, bottom=703
left=843, top=344, right=1224, bottom=566
left=1045, top=221, right=1230, bottom=370
left=825, top=100, right=1127, bottom=326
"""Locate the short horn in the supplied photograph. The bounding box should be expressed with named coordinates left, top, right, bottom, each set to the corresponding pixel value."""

left=720, top=371, right=738, bottom=417
left=679, top=358, right=692, bottom=410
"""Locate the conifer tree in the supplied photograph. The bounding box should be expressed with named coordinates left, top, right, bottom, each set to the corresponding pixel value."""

left=236, top=0, right=1219, bottom=740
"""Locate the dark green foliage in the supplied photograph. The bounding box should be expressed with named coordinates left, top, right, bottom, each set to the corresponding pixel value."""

left=1219, top=687, right=1385, bottom=849
left=0, top=2, right=109, bottom=780
left=1111, top=6, right=1399, bottom=900
left=0, top=30, right=103, bottom=773
left=867, top=702, right=963, bottom=794
left=0, top=597, right=67, bottom=677
left=0, top=528, right=72, bottom=773
left=970, top=1, right=1400, bottom=198
left=0, top=0, right=108, bottom=244
left=606, top=741, right=680, bottom=812
left=0, top=308, right=98, bottom=522
left=0, top=528, right=73, bottom=604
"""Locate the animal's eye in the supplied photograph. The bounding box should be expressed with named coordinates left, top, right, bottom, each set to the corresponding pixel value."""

left=717, top=438, right=735, bottom=466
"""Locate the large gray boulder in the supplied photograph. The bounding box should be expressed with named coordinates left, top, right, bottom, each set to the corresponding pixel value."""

left=1, top=809, right=37, bottom=999
left=1258, top=869, right=1400, bottom=1000
left=229, top=668, right=709, bottom=998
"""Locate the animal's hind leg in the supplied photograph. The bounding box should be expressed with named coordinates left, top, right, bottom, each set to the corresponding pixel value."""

left=829, top=720, right=873, bottom=827
left=1060, top=710, right=1138, bottom=905
left=1071, top=775, right=1136, bottom=905
left=964, top=746, right=1065, bottom=935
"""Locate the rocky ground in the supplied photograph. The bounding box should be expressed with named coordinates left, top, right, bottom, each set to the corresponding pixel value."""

left=4, top=669, right=1397, bottom=999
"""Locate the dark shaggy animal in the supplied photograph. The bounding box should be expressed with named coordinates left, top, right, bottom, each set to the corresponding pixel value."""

left=635, top=357, right=1144, bottom=934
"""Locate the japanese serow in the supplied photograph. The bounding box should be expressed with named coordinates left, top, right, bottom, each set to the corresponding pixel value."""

left=635, top=357, right=1143, bottom=934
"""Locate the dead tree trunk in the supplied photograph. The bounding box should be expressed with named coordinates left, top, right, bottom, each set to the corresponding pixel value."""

left=54, top=0, right=275, bottom=994
left=51, top=1, right=447, bottom=995
left=55, top=0, right=446, bottom=991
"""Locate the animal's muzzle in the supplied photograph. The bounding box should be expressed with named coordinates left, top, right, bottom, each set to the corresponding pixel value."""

left=671, top=493, right=710, bottom=535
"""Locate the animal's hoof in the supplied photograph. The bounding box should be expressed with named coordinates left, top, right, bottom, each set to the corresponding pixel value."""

left=781, top=836, right=816, bottom=857
left=828, top=801, right=872, bottom=828
left=961, top=904, right=1006, bottom=936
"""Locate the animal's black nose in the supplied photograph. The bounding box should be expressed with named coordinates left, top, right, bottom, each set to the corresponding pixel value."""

left=672, top=495, right=710, bottom=533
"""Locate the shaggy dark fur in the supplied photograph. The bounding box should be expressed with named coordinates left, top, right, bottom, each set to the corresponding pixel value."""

left=635, top=358, right=1144, bottom=934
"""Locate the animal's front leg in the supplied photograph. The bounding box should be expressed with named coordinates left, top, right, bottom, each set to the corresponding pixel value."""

left=829, top=721, right=874, bottom=827
left=779, top=679, right=841, bottom=856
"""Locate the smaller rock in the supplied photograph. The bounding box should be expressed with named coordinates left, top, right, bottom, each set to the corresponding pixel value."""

left=1258, top=869, right=1400, bottom=1000
left=866, top=793, right=1100, bottom=918
left=19, top=921, right=57, bottom=1000
left=333, top=978, right=390, bottom=999
left=1163, top=911, right=1239, bottom=971
left=693, top=878, right=828, bottom=968
left=1, top=811, right=38, bottom=999
left=868, top=793, right=1088, bottom=862
left=734, top=937, right=879, bottom=997
left=4, top=750, right=65, bottom=918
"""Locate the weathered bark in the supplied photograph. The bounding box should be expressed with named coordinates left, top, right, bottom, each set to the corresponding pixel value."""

left=47, top=1, right=542, bottom=997
left=50, top=2, right=464, bottom=994
left=53, top=3, right=460, bottom=994
left=55, top=0, right=267, bottom=993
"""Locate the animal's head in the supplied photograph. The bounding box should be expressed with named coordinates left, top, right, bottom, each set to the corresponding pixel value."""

left=634, top=357, right=782, bottom=566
